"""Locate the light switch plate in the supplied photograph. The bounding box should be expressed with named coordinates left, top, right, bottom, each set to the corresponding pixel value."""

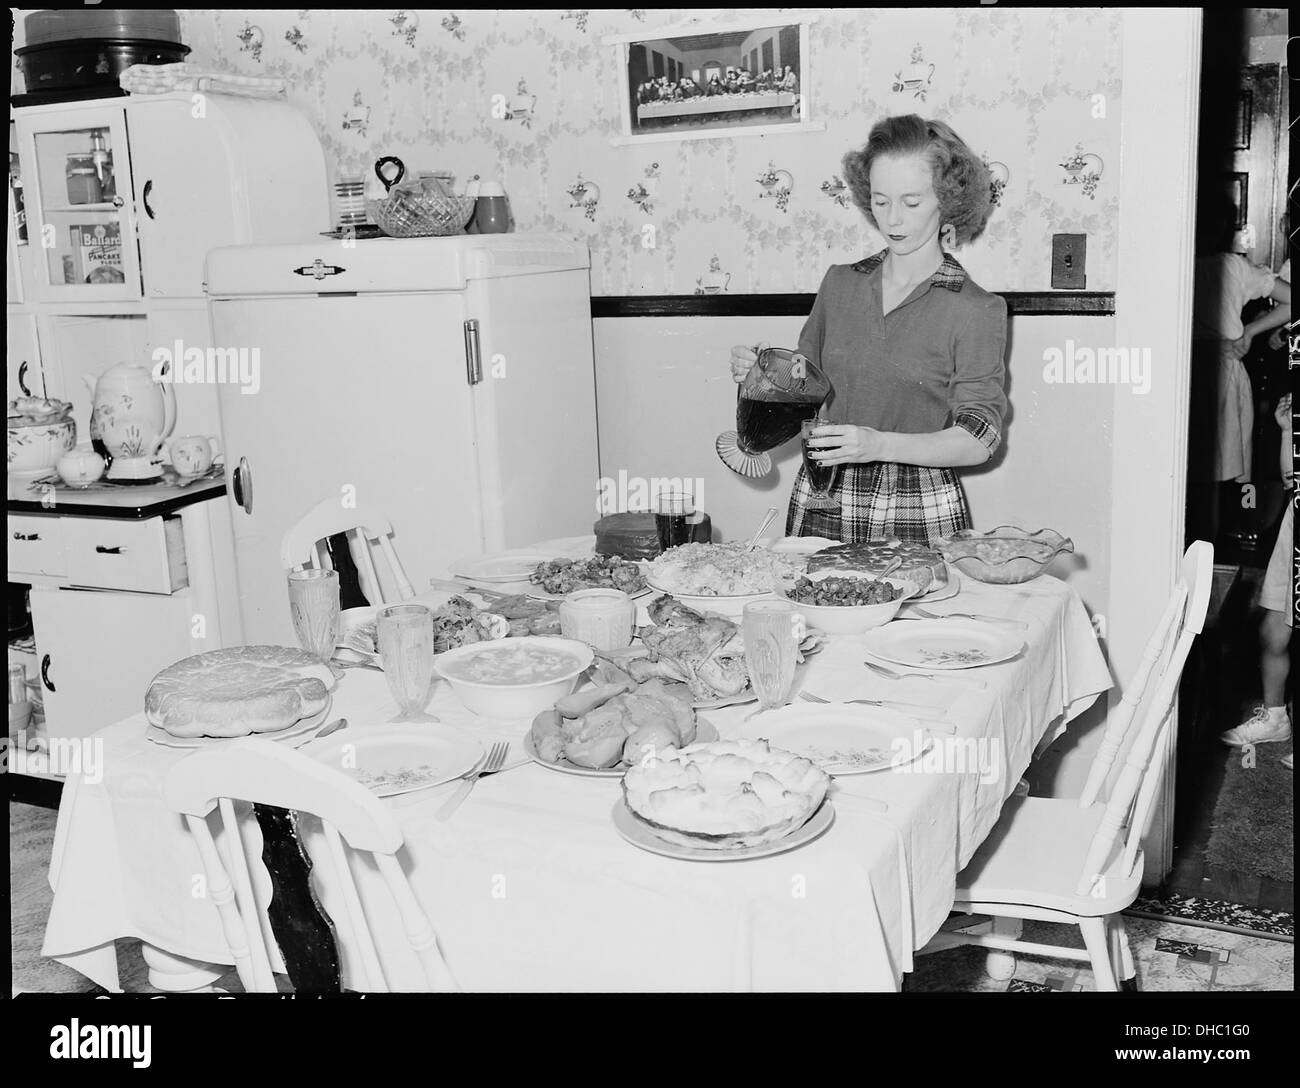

left=1052, top=233, right=1086, bottom=289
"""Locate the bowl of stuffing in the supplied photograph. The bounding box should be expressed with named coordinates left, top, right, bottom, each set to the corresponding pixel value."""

left=646, top=542, right=805, bottom=619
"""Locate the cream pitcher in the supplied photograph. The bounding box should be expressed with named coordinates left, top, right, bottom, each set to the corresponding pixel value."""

left=82, top=361, right=177, bottom=481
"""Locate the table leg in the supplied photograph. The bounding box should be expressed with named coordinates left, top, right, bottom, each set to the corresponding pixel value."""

left=140, top=943, right=226, bottom=993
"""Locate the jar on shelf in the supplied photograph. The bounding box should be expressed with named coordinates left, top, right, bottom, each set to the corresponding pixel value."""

left=66, top=153, right=102, bottom=205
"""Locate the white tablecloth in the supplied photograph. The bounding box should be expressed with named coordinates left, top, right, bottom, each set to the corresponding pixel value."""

left=43, top=544, right=1110, bottom=992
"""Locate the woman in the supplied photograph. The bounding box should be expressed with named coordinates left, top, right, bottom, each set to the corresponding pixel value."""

left=729, top=114, right=1006, bottom=545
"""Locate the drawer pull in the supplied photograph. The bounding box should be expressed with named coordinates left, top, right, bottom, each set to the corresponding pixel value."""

left=13, top=531, right=41, bottom=541
left=41, top=654, right=55, bottom=693
left=94, top=545, right=124, bottom=554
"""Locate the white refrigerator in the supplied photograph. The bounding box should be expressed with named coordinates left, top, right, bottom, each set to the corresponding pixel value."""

left=205, top=233, right=599, bottom=646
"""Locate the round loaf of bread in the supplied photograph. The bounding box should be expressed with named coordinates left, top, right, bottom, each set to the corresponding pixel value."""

left=805, top=538, right=946, bottom=592
left=622, top=739, right=828, bottom=849
left=145, top=646, right=336, bottom=738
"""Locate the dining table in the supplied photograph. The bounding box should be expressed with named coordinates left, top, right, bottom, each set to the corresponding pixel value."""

left=40, top=536, right=1112, bottom=992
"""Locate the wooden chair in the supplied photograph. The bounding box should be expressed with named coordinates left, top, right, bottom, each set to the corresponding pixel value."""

left=163, top=738, right=459, bottom=993
left=920, top=541, right=1214, bottom=990
left=281, top=497, right=415, bottom=607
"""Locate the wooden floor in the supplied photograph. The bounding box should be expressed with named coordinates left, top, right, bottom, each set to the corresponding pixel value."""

left=1166, top=545, right=1293, bottom=915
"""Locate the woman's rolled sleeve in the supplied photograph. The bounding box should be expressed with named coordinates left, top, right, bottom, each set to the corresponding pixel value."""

left=949, top=292, right=1008, bottom=453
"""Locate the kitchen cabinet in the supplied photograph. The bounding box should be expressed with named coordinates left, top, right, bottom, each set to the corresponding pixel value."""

left=10, top=485, right=240, bottom=740
left=6, top=311, right=44, bottom=402
left=13, top=92, right=327, bottom=302
left=7, top=92, right=329, bottom=738
left=29, top=583, right=192, bottom=740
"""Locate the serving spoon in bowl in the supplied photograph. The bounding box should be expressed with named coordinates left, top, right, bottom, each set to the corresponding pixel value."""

left=746, top=507, right=779, bottom=551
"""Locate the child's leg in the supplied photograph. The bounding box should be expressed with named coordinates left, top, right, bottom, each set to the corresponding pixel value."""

left=1259, top=607, right=1292, bottom=709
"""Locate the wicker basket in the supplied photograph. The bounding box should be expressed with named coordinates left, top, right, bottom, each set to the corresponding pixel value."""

left=368, top=184, right=475, bottom=238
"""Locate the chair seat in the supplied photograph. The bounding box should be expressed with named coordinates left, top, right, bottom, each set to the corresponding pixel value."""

left=953, top=797, right=1143, bottom=918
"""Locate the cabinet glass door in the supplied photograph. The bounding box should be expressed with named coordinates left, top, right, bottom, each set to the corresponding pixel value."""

left=16, top=105, right=142, bottom=302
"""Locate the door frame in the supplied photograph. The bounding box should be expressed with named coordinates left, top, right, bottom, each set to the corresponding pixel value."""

left=1109, top=8, right=1202, bottom=881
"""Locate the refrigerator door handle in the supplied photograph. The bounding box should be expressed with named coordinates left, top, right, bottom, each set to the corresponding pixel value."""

left=463, top=319, right=483, bottom=385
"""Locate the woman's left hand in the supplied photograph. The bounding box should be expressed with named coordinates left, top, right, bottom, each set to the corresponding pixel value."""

left=804, top=424, right=885, bottom=466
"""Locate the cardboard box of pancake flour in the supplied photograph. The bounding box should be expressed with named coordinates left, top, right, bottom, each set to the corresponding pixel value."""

left=67, top=221, right=123, bottom=284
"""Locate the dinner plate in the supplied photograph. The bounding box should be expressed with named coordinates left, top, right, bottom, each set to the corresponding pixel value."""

left=730, top=704, right=935, bottom=775
left=145, top=697, right=334, bottom=750
left=302, top=725, right=483, bottom=797
left=860, top=621, right=1024, bottom=671
left=611, top=798, right=835, bottom=861
left=450, top=552, right=556, bottom=583
left=523, top=718, right=718, bottom=777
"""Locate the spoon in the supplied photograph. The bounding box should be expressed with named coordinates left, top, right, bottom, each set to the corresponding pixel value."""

left=747, top=507, right=779, bottom=551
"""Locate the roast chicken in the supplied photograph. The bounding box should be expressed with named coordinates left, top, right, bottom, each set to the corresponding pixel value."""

left=625, top=596, right=749, bottom=701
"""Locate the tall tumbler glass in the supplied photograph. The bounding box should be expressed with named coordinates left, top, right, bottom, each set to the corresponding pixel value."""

left=287, top=569, right=341, bottom=664
left=377, top=603, right=439, bottom=722
left=742, top=599, right=803, bottom=711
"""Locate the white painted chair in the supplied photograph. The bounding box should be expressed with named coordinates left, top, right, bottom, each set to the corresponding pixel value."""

left=920, top=540, right=1214, bottom=991
left=280, top=498, right=415, bottom=607
left=163, top=738, right=459, bottom=993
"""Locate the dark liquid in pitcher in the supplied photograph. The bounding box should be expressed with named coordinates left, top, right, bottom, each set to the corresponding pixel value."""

left=736, top=398, right=813, bottom=454
left=802, top=437, right=836, bottom=492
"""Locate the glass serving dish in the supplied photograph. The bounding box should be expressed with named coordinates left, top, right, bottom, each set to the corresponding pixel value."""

left=367, top=176, right=475, bottom=238
left=936, top=526, right=1074, bottom=584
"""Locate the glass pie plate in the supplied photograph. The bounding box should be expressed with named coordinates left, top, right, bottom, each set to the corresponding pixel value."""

left=936, top=526, right=1073, bottom=585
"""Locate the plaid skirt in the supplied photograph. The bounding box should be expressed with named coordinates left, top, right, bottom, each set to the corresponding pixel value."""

left=785, top=462, right=972, bottom=545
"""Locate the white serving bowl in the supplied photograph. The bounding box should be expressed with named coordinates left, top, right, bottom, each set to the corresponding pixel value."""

left=647, top=582, right=778, bottom=620
left=434, top=636, right=593, bottom=719
left=778, top=575, right=922, bottom=635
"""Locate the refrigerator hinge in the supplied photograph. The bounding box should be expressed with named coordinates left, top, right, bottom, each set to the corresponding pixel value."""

left=463, top=319, right=483, bottom=385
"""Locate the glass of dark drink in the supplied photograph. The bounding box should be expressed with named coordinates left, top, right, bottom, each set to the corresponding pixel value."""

left=655, top=491, right=694, bottom=552
left=800, top=417, right=841, bottom=510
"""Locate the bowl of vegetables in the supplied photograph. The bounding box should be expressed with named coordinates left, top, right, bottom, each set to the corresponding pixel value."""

left=937, top=526, right=1074, bottom=584
left=777, top=573, right=923, bottom=634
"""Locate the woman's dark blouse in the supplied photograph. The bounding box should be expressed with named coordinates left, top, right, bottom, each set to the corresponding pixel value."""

left=797, top=251, right=1008, bottom=454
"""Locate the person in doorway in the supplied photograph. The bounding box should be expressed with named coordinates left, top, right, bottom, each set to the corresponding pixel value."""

left=728, top=114, right=1006, bottom=544
left=1221, top=392, right=1295, bottom=765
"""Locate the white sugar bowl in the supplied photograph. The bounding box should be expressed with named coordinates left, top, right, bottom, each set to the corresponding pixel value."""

left=56, top=444, right=106, bottom=487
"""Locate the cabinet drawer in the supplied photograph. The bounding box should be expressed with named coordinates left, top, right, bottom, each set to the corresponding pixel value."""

left=63, top=516, right=188, bottom=593
left=8, top=515, right=65, bottom=579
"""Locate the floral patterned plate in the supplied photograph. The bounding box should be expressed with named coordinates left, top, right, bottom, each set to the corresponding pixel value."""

left=860, top=621, right=1024, bottom=671
left=302, top=725, right=483, bottom=797
left=731, top=704, right=935, bottom=775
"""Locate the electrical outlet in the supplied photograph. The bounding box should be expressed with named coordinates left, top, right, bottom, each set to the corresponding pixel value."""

left=1052, top=234, right=1086, bottom=289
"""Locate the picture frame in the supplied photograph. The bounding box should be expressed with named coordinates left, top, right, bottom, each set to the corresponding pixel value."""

left=606, top=15, right=823, bottom=146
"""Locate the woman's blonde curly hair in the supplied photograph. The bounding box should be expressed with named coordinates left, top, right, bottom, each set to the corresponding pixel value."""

left=842, top=115, right=994, bottom=247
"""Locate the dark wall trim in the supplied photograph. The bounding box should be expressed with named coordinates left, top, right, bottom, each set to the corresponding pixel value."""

left=592, top=292, right=1116, bottom=318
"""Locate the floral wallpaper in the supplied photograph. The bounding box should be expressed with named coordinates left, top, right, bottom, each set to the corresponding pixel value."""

left=12, top=7, right=1124, bottom=294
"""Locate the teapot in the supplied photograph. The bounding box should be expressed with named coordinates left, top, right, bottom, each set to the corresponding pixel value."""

left=82, top=362, right=176, bottom=481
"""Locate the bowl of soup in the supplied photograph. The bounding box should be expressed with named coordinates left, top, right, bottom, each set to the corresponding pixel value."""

left=434, top=636, right=593, bottom=718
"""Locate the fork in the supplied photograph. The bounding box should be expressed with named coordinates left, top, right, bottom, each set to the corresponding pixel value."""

left=435, top=742, right=509, bottom=821
left=863, top=658, right=987, bottom=690
left=901, top=606, right=1027, bottom=629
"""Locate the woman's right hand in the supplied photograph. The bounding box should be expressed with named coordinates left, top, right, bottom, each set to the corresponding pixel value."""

left=730, top=342, right=766, bottom=383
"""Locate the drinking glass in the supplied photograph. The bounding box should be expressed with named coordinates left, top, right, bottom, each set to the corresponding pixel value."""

left=800, top=417, right=842, bottom=510
left=655, top=490, right=695, bottom=552
left=287, top=569, right=340, bottom=664
left=377, top=603, right=439, bottom=722
left=742, top=600, right=802, bottom=711
left=333, top=171, right=367, bottom=230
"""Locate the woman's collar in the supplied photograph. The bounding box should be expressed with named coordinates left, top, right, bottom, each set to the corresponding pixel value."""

left=850, top=249, right=968, bottom=292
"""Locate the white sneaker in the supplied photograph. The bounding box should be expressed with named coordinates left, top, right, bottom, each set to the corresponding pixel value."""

left=1220, top=706, right=1293, bottom=747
